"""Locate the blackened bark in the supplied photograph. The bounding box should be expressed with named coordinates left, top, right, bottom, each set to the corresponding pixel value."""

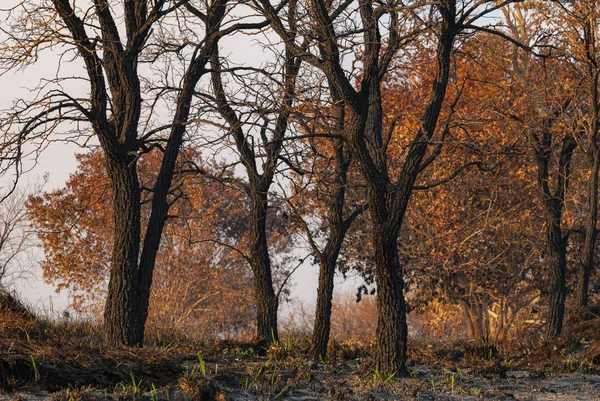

left=54, top=0, right=228, bottom=346
left=260, top=0, right=456, bottom=374
left=534, top=131, right=576, bottom=339
left=210, top=28, right=301, bottom=344
left=250, top=188, right=279, bottom=345
left=310, top=253, right=337, bottom=360
left=546, top=212, right=567, bottom=338
left=577, top=155, right=599, bottom=307
left=578, top=18, right=599, bottom=308
left=308, top=88, right=360, bottom=361
left=103, top=153, right=143, bottom=346
left=367, top=5, right=454, bottom=376
left=134, top=0, right=226, bottom=341
left=372, top=222, right=408, bottom=376
left=309, top=148, right=353, bottom=360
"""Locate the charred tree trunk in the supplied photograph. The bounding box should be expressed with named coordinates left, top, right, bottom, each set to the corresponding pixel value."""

left=309, top=171, right=360, bottom=360
left=310, top=250, right=339, bottom=361
left=309, top=94, right=362, bottom=361
left=249, top=188, right=279, bottom=345
left=103, top=154, right=143, bottom=346
left=134, top=1, right=226, bottom=342
left=533, top=129, right=576, bottom=339
left=546, top=213, right=568, bottom=338
left=368, top=5, right=454, bottom=375
left=372, top=221, right=409, bottom=376
left=210, top=32, right=301, bottom=345
left=54, top=0, right=229, bottom=347
left=259, top=0, right=456, bottom=376
left=577, top=155, right=598, bottom=307
left=578, top=18, right=599, bottom=308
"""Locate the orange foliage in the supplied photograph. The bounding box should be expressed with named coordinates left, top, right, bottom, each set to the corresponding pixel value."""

left=28, top=148, right=256, bottom=338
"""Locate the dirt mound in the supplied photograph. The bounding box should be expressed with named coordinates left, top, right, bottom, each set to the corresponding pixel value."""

left=1, top=344, right=186, bottom=392
left=0, top=290, right=39, bottom=338
left=0, top=290, right=35, bottom=320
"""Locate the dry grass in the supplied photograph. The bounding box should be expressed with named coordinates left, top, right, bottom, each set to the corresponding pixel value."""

left=2, top=292, right=600, bottom=400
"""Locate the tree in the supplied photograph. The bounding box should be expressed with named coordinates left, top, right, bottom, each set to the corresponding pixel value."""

left=374, top=33, right=544, bottom=344
left=204, top=16, right=303, bottom=344
left=28, top=148, right=259, bottom=336
left=258, top=0, right=519, bottom=375
left=285, top=85, right=368, bottom=360
left=494, top=4, right=581, bottom=338
left=540, top=1, right=600, bottom=308
left=0, top=0, right=254, bottom=346
left=0, top=182, right=43, bottom=290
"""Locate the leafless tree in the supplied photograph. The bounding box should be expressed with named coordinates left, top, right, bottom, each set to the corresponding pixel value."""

left=0, top=182, right=43, bottom=290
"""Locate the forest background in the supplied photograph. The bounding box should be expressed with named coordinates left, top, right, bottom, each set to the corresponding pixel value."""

left=1, top=0, right=600, bottom=378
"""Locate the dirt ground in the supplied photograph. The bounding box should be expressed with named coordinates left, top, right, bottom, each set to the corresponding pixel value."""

left=2, top=292, right=600, bottom=400
left=3, top=357, right=600, bottom=400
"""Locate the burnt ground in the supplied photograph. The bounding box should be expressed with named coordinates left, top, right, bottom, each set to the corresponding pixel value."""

left=1, top=292, right=600, bottom=400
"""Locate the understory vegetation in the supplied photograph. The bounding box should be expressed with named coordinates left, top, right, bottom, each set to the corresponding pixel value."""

left=1, top=291, right=600, bottom=400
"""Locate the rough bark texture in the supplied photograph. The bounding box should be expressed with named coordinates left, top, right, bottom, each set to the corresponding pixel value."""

left=310, top=255, right=337, bottom=361
left=308, top=92, right=361, bottom=361
left=53, top=0, right=226, bottom=346
left=372, top=224, right=408, bottom=376
left=546, top=214, right=567, bottom=339
left=365, top=4, right=455, bottom=375
left=578, top=18, right=599, bottom=308
left=534, top=130, right=576, bottom=339
left=103, top=154, right=143, bottom=346
left=258, top=0, right=458, bottom=372
left=134, top=0, right=226, bottom=342
left=577, top=155, right=598, bottom=307
left=309, top=145, right=355, bottom=361
left=250, top=189, right=279, bottom=345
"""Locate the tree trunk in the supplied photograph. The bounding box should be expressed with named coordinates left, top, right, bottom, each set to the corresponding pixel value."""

left=577, top=148, right=600, bottom=308
left=578, top=15, right=600, bottom=308
left=533, top=125, right=575, bottom=339
left=372, top=223, right=409, bottom=377
left=546, top=214, right=567, bottom=338
left=103, top=153, right=143, bottom=346
left=249, top=189, right=279, bottom=345
left=310, top=253, right=337, bottom=361
left=309, top=127, right=355, bottom=361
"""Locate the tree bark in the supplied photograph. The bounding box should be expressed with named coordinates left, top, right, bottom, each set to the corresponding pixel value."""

left=534, top=132, right=576, bottom=339
left=310, top=252, right=338, bottom=361
left=309, top=96, right=359, bottom=361
left=546, top=219, right=567, bottom=338
left=577, top=155, right=599, bottom=307
left=210, top=37, right=301, bottom=345
left=133, top=0, right=225, bottom=343
left=249, top=188, right=279, bottom=345
left=310, top=194, right=354, bottom=360
left=53, top=0, right=228, bottom=346
left=103, top=153, right=143, bottom=346
left=372, top=222, right=408, bottom=376
left=258, top=0, right=456, bottom=375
